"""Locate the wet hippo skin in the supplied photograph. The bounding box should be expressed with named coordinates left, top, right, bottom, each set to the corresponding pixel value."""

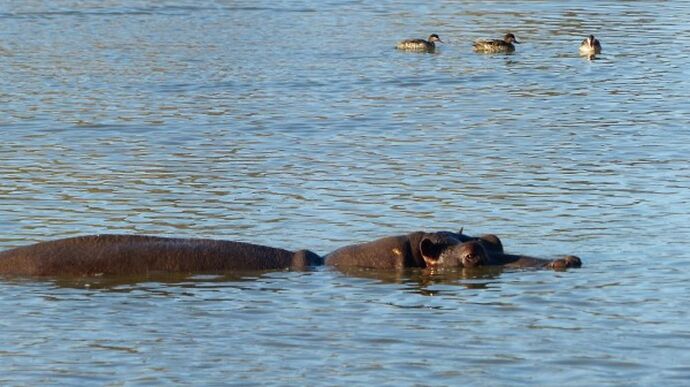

left=325, top=230, right=581, bottom=270
left=0, top=234, right=323, bottom=277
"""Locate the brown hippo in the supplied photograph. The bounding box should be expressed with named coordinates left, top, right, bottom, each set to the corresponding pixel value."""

left=0, top=234, right=323, bottom=277
left=325, top=230, right=581, bottom=270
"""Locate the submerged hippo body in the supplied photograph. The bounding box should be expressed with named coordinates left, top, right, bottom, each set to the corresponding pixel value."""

left=0, top=234, right=323, bottom=277
left=325, top=230, right=581, bottom=270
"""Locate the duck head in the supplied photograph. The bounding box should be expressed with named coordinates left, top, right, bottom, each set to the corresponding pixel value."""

left=428, top=34, right=443, bottom=44
left=504, top=33, right=520, bottom=44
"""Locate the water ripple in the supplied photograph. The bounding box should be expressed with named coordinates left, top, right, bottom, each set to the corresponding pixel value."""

left=2, top=0, right=690, bottom=385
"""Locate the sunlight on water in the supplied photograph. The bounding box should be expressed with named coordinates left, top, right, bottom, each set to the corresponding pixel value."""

left=1, top=0, right=690, bottom=384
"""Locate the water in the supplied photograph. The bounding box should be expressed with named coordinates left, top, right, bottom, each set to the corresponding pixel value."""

left=1, top=0, right=690, bottom=384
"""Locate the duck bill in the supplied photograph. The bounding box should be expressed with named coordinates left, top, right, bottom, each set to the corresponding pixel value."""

left=513, top=40, right=521, bottom=44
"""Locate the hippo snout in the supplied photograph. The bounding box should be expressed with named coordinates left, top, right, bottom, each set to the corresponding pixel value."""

left=548, top=255, right=582, bottom=270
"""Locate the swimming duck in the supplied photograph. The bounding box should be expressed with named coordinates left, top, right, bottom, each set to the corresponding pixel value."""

left=395, top=34, right=443, bottom=52
left=473, top=33, right=520, bottom=53
left=579, top=35, right=602, bottom=56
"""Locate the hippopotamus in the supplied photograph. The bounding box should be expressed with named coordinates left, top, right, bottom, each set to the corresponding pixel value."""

left=0, top=234, right=322, bottom=277
left=325, top=230, right=581, bottom=270
left=0, top=229, right=580, bottom=278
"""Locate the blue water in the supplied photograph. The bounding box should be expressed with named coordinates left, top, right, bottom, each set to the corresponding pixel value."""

left=1, top=1, right=690, bottom=385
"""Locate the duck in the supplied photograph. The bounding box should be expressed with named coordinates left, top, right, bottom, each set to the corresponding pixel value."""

left=579, top=35, right=602, bottom=56
left=473, top=33, right=520, bottom=53
left=395, top=34, right=443, bottom=52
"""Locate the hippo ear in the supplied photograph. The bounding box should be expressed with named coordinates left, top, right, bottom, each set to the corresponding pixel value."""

left=479, top=234, right=504, bottom=254
left=420, top=237, right=445, bottom=262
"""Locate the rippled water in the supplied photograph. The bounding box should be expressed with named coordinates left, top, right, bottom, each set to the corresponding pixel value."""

left=2, top=1, right=690, bottom=385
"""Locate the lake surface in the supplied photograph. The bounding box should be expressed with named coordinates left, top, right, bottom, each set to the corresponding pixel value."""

left=2, top=0, right=690, bottom=385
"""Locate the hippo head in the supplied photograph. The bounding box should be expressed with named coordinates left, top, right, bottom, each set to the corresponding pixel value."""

left=419, top=234, right=490, bottom=268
